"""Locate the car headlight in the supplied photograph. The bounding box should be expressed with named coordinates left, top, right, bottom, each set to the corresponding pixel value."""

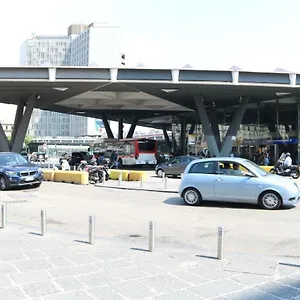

left=5, top=171, right=18, bottom=176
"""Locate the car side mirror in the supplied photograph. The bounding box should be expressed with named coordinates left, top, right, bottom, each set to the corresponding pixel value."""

left=245, top=172, right=254, bottom=177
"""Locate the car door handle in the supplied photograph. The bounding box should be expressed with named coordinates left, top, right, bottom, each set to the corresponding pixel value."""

left=216, top=178, right=223, bottom=182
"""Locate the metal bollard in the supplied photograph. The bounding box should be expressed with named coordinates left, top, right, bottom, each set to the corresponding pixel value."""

left=162, top=172, right=165, bottom=182
left=217, top=226, right=225, bottom=260
left=181, top=173, right=183, bottom=179
left=164, top=177, right=167, bottom=190
left=118, top=172, right=122, bottom=186
left=140, top=175, right=143, bottom=188
left=1, top=204, right=7, bottom=229
left=102, top=171, right=106, bottom=185
left=149, top=220, right=155, bottom=252
left=41, top=210, right=47, bottom=236
left=89, top=216, right=95, bottom=245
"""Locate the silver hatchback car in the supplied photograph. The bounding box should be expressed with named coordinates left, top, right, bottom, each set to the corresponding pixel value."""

left=179, top=157, right=300, bottom=210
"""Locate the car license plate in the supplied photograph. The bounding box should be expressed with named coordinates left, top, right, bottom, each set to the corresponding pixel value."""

left=25, top=176, right=34, bottom=182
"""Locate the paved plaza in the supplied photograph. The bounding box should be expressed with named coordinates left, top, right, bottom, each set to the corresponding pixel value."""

left=1, top=181, right=300, bottom=299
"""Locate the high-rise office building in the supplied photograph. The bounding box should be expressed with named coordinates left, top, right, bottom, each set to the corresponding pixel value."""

left=20, top=23, right=122, bottom=138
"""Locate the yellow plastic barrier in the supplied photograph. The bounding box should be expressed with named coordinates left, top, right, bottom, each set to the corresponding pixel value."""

left=42, top=169, right=54, bottom=182
left=53, top=170, right=89, bottom=185
left=109, top=170, right=129, bottom=181
left=128, top=171, right=147, bottom=181
left=260, top=166, right=274, bottom=172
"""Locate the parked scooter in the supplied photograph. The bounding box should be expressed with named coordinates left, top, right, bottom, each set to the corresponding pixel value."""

left=270, top=163, right=300, bottom=179
left=77, top=159, right=109, bottom=184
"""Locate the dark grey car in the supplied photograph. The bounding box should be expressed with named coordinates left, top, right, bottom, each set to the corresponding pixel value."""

left=155, top=156, right=198, bottom=177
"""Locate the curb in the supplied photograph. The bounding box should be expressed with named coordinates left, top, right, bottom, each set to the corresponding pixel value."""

left=94, top=184, right=178, bottom=194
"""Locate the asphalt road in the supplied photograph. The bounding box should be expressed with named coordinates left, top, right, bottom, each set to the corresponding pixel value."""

left=2, top=181, right=300, bottom=259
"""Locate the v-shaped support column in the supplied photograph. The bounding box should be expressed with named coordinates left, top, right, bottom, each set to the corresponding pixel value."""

left=210, top=104, right=221, bottom=149
left=11, top=103, right=25, bottom=146
left=126, top=116, right=139, bottom=138
left=101, top=114, right=114, bottom=139
left=220, top=97, right=249, bottom=156
left=194, top=96, right=220, bottom=157
left=11, top=95, right=36, bottom=153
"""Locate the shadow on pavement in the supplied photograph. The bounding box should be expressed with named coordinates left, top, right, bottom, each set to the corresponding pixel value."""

left=28, top=232, right=42, bottom=236
left=74, top=239, right=90, bottom=244
left=196, top=254, right=217, bottom=260
left=131, top=247, right=150, bottom=253
left=163, top=197, right=295, bottom=210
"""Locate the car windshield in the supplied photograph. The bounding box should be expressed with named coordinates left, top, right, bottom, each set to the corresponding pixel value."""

left=0, top=154, right=28, bottom=166
left=243, top=160, right=268, bottom=176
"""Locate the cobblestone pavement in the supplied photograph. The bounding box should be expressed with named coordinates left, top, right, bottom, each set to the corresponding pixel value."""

left=1, top=225, right=300, bottom=300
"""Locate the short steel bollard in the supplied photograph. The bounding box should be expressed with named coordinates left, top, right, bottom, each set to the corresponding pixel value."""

left=118, top=172, right=122, bottom=186
left=162, top=172, right=165, bottom=182
left=89, top=216, right=95, bottom=245
left=164, top=177, right=168, bottom=190
left=217, top=226, right=225, bottom=260
left=1, top=204, right=7, bottom=229
left=149, top=220, right=155, bottom=252
left=41, top=210, right=47, bottom=236
left=102, top=171, right=106, bottom=185
left=140, top=175, right=143, bottom=188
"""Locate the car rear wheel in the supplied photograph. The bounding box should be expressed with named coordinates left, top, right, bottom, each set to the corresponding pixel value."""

left=182, top=188, right=202, bottom=206
left=259, top=191, right=282, bottom=210
left=157, top=169, right=164, bottom=178
left=0, top=176, right=8, bottom=191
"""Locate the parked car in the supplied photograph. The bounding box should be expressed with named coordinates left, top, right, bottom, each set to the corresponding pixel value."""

left=69, top=151, right=92, bottom=167
left=0, top=152, right=43, bottom=190
left=179, top=157, right=300, bottom=210
left=155, top=156, right=198, bottom=177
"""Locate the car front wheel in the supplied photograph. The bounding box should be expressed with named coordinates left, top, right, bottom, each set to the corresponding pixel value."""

left=182, top=188, right=202, bottom=206
left=157, top=169, right=164, bottom=178
left=259, top=191, right=282, bottom=210
left=0, top=176, right=8, bottom=191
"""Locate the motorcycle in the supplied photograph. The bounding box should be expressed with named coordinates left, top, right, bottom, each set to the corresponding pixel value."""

left=77, top=160, right=109, bottom=184
left=269, top=164, right=300, bottom=179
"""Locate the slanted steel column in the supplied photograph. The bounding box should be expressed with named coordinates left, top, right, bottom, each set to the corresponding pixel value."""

left=194, top=96, right=220, bottom=157
left=0, top=122, right=10, bottom=152
left=210, top=104, right=221, bottom=149
left=118, top=118, right=124, bottom=140
left=162, top=125, right=171, bottom=151
left=11, top=103, right=25, bottom=146
left=126, top=116, right=138, bottom=138
left=11, top=95, right=36, bottom=153
left=101, top=114, right=114, bottom=139
left=180, top=117, right=187, bottom=155
left=297, top=97, right=300, bottom=164
left=220, top=97, right=249, bottom=156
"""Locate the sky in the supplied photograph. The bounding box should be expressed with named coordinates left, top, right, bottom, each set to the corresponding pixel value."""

left=0, top=0, right=300, bottom=130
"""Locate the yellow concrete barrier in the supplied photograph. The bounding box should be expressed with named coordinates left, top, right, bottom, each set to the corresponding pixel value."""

left=53, top=170, right=89, bottom=185
left=260, top=166, right=274, bottom=172
left=42, top=169, right=54, bottom=181
left=109, top=170, right=129, bottom=181
left=128, top=171, right=147, bottom=181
